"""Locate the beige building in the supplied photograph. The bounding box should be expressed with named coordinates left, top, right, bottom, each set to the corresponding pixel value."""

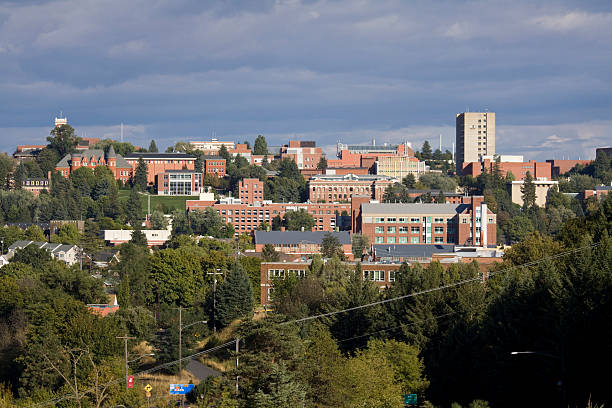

left=507, top=179, right=559, bottom=207
left=375, top=156, right=426, bottom=180
left=456, top=112, right=496, bottom=173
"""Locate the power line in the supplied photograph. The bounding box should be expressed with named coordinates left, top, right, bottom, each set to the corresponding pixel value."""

left=281, top=242, right=600, bottom=326
left=30, top=242, right=600, bottom=407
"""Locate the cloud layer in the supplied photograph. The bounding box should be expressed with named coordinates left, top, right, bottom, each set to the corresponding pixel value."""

left=0, top=0, right=611, bottom=160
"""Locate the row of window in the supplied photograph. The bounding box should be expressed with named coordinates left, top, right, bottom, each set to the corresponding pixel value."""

left=375, top=236, right=447, bottom=244
left=374, top=217, right=452, bottom=223
left=375, top=226, right=451, bottom=234
left=267, top=269, right=396, bottom=282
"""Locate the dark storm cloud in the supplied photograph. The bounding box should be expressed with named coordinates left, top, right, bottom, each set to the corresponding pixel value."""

left=0, top=0, right=611, bottom=159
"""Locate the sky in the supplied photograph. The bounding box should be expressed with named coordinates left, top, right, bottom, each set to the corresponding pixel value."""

left=0, top=0, right=611, bottom=160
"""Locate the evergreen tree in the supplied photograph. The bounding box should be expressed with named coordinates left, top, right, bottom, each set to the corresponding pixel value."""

left=124, top=188, right=142, bottom=226
left=218, top=145, right=231, bottom=162
left=117, top=273, right=130, bottom=308
left=148, top=140, right=158, bottom=153
left=421, top=141, right=433, bottom=160
left=521, top=171, right=536, bottom=210
left=283, top=209, right=315, bottom=231
left=216, top=262, right=253, bottom=327
left=253, top=135, right=268, bottom=155
left=317, top=156, right=328, bottom=170
left=321, top=233, right=343, bottom=259
left=133, top=157, right=148, bottom=191
left=130, top=226, right=147, bottom=247
left=436, top=190, right=446, bottom=203
left=402, top=173, right=416, bottom=189
left=262, top=244, right=280, bottom=261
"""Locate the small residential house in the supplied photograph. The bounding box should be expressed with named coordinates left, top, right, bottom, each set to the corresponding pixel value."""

left=7, top=241, right=81, bottom=266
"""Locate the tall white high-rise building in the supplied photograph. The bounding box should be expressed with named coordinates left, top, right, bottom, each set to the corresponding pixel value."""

left=456, top=111, right=496, bottom=173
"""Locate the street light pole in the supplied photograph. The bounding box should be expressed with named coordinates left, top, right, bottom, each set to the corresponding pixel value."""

left=116, top=335, right=135, bottom=390
left=207, top=269, right=223, bottom=333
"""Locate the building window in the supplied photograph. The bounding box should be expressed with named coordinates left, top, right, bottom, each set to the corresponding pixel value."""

left=399, top=237, right=408, bottom=244
left=375, top=237, right=384, bottom=244
left=375, top=226, right=385, bottom=234
left=387, top=237, right=396, bottom=244
left=434, top=227, right=444, bottom=233
left=434, top=237, right=444, bottom=243
left=268, top=269, right=285, bottom=279
left=387, top=226, right=396, bottom=233
left=364, top=270, right=385, bottom=282
left=389, top=270, right=396, bottom=282
left=399, top=226, right=408, bottom=234
left=411, top=237, right=420, bottom=244
left=411, top=227, right=420, bottom=233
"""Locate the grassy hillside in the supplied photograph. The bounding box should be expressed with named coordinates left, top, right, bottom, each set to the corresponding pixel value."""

left=118, top=189, right=198, bottom=215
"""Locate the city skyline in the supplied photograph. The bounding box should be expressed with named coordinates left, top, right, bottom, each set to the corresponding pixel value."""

left=1, top=0, right=611, bottom=160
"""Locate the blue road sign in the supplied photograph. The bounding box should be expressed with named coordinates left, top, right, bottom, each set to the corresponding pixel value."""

left=404, top=393, right=417, bottom=405
left=169, top=384, right=195, bottom=395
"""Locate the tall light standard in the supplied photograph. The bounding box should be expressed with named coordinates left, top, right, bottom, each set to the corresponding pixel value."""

left=177, top=306, right=207, bottom=408
left=206, top=269, right=224, bottom=333
left=510, top=351, right=566, bottom=405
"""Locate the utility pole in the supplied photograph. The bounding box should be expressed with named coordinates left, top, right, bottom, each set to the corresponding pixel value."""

left=235, top=337, right=240, bottom=394
left=178, top=306, right=183, bottom=408
left=206, top=269, right=223, bottom=333
left=116, top=335, right=135, bottom=390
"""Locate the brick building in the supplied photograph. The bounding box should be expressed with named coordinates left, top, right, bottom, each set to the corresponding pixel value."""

left=202, top=156, right=226, bottom=177
left=260, top=260, right=401, bottom=306
left=123, top=152, right=196, bottom=184
left=55, top=146, right=133, bottom=184
left=546, top=159, right=593, bottom=177
left=186, top=199, right=351, bottom=236
left=328, top=141, right=415, bottom=172
left=22, top=177, right=50, bottom=196
left=14, top=145, right=46, bottom=163
left=238, top=178, right=265, bottom=204
left=280, top=141, right=323, bottom=175
left=255, top=231, right=352, bottom=259
left=156, top=170, right=202, bottom=195
left=357, top=200, right=496, bottom=247
left=583, top=186, right=611, bottom=200
left=308, top=173, right=397, bottom=203
left=375, top=155, right=426, bottom=180
left=462, top=158, right=552, bottom=180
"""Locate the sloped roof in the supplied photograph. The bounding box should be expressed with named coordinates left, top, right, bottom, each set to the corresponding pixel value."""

left=374, top=244, right=455, bottom=258
left=361, top=203, right=464, bottom=215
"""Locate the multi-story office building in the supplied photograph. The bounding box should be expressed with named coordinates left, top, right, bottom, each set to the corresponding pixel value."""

left=308, top=173, right=397, bottom=203
left=456, top=112, right=496, bottom=173
left=375, top=155, right=426, bottom=180
left=201, top=156, right=226, bottom=177
left=358, top=200, right=496, bottom=247
left=186, top=199, right=350, bottom=236
left=280, top=141, right=323, bottom=176
left=155, top=170, right=201, bottom=196
left=238, top=178, right=265, bottom=204
left=123, top=152, right=196, bottom=184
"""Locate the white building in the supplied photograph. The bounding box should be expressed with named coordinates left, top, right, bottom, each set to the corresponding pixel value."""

left=103, top=230, right=171, bottom=246
left=507, top=179, right=559, bottom=207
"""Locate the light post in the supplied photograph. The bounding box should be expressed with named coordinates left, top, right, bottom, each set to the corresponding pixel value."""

left=177, top=307, right=207, bottom=408
left=206, top=269, right=224, bottom=333
left=510, top=351, right=566, bottom=405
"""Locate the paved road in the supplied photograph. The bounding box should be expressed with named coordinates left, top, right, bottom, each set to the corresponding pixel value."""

left=186, top=359, right=221, bottom=380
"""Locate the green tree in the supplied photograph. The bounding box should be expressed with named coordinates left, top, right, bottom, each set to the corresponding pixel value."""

left=402, top=173, right=416, bottom=189
left=253, top=135, right=268, bottom=155
left=321, top=233, right=343, bottom=259
left=36, top=148, right=59, bottom=176
left=283, top=209, right=315, bottom=231
left=317, top=156, right=328, bottom=170
left=271, top=215, right=283, bottom=231
left=51, top=223, right=80, bottom=245
left=47, top=124, right=80, bottom=157
left=521, top=171, right=536, bottom=210
left=124, top=188, right=143, bottom=226
left=0, top=154, right=15, bottom=190
left=216, top=262, right=253, bottom=327
left=12, top=245, right=52, bottom=269
left=218, top=145, right=231, bottom=162
left=130, top=227, right=147, bottom=247
left=148, top=140, right=158, bottom=153
left=351, top=234, right=369, bottom=259
left=24, top=225, right=46, bottom=242
left=133, top=157, right=148, bottom=191
left=262, top=244, right=280, bottom=262
left=150, top=210, right=168, bottom=230
left=421, top=141, right=433, bottom=160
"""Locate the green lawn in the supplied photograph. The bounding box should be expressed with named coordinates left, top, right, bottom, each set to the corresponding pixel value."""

left=118, top=190, right=198, bottom=215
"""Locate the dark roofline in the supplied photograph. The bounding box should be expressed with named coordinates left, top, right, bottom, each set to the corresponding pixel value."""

left=124, top=153, right=196, bottom=159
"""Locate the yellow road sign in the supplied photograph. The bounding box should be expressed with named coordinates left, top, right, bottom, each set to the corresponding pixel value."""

left=144, top=384, right=153, bottom=392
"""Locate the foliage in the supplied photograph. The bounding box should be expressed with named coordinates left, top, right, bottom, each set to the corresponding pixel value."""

left=262, top=243, right=280, bottom=261
left=47, top=124, right=80, bottom=157
left=283, top=209, right=315, bottom=231
left=149, top=210, right=168, bottom=229
left=351, top=233, right=369, bottom=259
left=124, top=188, right=142, bottom=226
left=50, top=223, right=80, bottom=245
left=148, top=140, right=158, bottom=153
left=215, top=262, right=253, bottom=327
left=321, top=233, right=344, bottom=259
left=253, top=135, right=269, bottom=155
left=521, top=171, right=536, bottom=210
left=133, top=157, right=148, bottom=191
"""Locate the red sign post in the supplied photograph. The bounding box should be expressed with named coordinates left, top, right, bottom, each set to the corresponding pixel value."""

left=127, top=376, right=134, bottom=389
